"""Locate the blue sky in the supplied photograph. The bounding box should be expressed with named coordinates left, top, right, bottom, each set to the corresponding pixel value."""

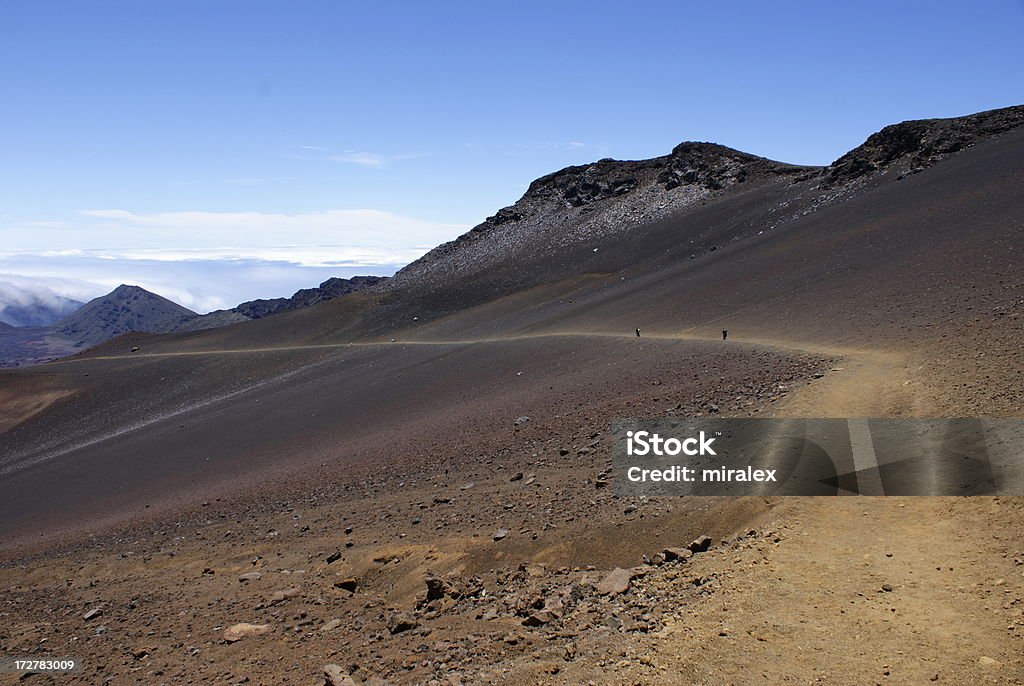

left=1, top=1, right=1022, bottom=314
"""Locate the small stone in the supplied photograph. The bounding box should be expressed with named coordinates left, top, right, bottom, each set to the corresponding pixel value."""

left=322, top=618, right=342, bottom=632
left=223, top=623, right=271, bottom=642
left=83, top=608, right=103, bottom=621
left=510, top=472, right=524, bottom=482
left=524, top=596, right=564, bottom=626
left=978, top=656, right=1001, bottom=668
left=238, top=572, right=262, bottom=582
left=514, top=416, right=530, bottom=426
left=596, top=568, right=634, bottom=595
left=325, top=551, right=342, bottom=564
left=270, top=586, right=301, bottom=604
left=334, top=577, right=358, bottom=592
left=387, top=613, right=419, bottom=635
left=688, top=535, right=713, bottom=553
left=881, top=583, right=894, bottom=592
left=323, top=664, right=358, bottom=686
left=493, top=528, right=510, bottom=541
left=663, top=547, right=693, bottom=563
left=423, top=574, right=449, bottom=602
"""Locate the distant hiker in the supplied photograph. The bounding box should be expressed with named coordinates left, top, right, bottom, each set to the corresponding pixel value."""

left=722, top=329, right=728, bottom=341
left=636, top=328, right=641, bottom=338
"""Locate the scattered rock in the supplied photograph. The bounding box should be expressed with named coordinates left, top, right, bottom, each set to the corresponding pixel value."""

left=663, top=547, right=693, bottom=563
left=688, top=535, right=713, bottom=553
left=493, top=528, right=510, bottom=541
left=881, top=583, right=894, bottom=593
left=514, top=416, right=530, bottom=427
left=83, top=608, right=103, bottom=621
left=325, top=551, right=342, bottom=564
left=238, top=572, right=262, bottom=582
left=323, top=664, right=358, bottom=685
left=524, top=596, right=565, bottom=626
left=270, top=586, right=301, bottom=604
left=423, top=574, right=449, bottom=602
left=334, top=577, right=358, bottom=592
left=387, top=613, right=419, bottom=635
left=596, top=567, right=634, bottom=595
left=223, top=622, right=271, bottom=642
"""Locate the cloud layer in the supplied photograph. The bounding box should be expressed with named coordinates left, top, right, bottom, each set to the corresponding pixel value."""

left=1, top=208, right=468, bottom=313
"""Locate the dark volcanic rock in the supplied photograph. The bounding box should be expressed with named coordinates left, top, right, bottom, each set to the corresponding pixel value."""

left=233, top=276, right=387, bottom=319
left=821, top=104, right=1024, bottom=187
left=179, top=275, right=387, bottom=332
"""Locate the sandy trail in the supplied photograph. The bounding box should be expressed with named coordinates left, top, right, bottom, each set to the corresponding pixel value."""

left=612, top=495, right=1024, bottom=685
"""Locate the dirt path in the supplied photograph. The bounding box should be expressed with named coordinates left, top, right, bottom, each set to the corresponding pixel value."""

left=614, top=496, right=1024, bottom=685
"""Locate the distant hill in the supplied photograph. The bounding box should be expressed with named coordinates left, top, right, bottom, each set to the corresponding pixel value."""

left=0, top=276, right=388, bottom=365
left=178, top=275, right=387, bottom=331
left=56, top=284, right=198, bottom=348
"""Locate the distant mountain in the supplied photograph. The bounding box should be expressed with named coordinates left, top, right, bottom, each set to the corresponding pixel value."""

left=56, top=284, right=198, bottom=348
left=178, top=275, right=387, bottom=331
left=0, top=286, right=82, bottom=327
left=0, top=276, right=389, bottom=365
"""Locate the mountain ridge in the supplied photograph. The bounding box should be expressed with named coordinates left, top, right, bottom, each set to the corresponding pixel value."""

left=381, top=104, right=1024, bottom=304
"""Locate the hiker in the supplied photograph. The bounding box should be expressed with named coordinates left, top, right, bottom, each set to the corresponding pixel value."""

left=636, top=328, right=641, bottom=338
left=722, top=329, right=728, bottom=341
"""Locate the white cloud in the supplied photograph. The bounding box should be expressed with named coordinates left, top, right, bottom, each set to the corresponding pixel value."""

left=4, top=208, right=466, bottom=267
left=327, top=150, right=428, bottom=168
left=329, top=151, right=387, bottom=167
left=0, top=208, right=469, bottom=312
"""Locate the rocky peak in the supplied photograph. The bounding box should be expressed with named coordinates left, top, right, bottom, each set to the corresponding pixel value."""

left=822, top=104, right=1024, bottom=187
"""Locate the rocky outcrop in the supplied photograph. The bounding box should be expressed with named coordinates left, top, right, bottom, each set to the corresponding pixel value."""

left=385, top=143, right=814, bottom=296
left=821, top=104, right=1024, bottom=187
left=179, top=275, right=387, bottom=332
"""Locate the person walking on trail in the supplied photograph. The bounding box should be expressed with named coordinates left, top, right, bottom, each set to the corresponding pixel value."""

left=636, top=328, right=641, bottom=338
left=722, top=329, right=728, bottom=341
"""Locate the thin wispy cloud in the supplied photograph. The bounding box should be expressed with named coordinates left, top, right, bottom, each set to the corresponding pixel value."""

left=329, top=151, right=388, bottom=168
left=5, top=209, right=465, bottom=269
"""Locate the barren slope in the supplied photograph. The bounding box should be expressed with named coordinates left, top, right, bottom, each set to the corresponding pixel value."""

left=1, top=107, right=1023, bottom=685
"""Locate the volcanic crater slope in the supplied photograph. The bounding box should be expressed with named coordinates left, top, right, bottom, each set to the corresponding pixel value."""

left=0, top=104, right=1023, bottom=685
